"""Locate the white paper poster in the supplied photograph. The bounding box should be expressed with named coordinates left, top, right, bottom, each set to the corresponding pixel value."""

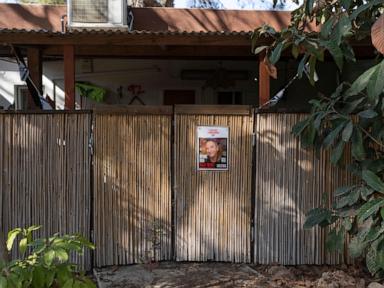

left=197, top=126, right=229, bottom=171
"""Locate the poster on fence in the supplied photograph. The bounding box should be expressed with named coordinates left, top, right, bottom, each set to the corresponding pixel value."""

left=197, top=126, right=229, bottom=171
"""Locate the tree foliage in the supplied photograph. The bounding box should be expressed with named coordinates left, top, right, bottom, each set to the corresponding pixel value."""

left=252, top=0, right=384, bottom=276
left=0, top=226, right=95, bottom=287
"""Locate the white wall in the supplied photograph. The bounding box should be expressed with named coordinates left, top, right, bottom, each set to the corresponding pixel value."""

left=1, top=57, right=351, bottom=111
left=0, top=58, right=259, bottom=109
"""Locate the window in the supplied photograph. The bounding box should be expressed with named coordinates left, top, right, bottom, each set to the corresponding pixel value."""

left=217, top=91, right=242, bottom=105
left=14, top=85, right=29, bottom=110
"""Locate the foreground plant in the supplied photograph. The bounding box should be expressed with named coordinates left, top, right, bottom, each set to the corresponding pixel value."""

left=0, top=225, right=95, bottom=287
left=252, top=0, right=384, bottom=277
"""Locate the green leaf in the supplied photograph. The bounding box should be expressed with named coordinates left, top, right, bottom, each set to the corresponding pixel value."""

left=322, top=40, right=343, bottom=70
left=55, top=248, right=69, bottom=262
left=331, top=141, right=345, bottom=165
left=27, top=225, right=41, bottom=233
left=301, top=120, right=316, bottom=148
left=331, top=15, right=352, bottom=45
left=320, top=17, right=334, bottom=39
left=342, top=218, right=352, bottom=231
left=366, top=225, right=384, bottom=242
left=367, top=242, right=380, bottom=275
left=366, top=60, right=384, bottom=103
left=32, top=266, right=46, bottom=288
left=323, top=122, right=346, bottom=148
left=308, top=55, right=317, bottom=85
left=357, top=198, right=384, bottom=222
left=326, top=227, right=345, bottom=252
left=298, top=54, right=309, bottom=78
left=376, top=249, right=384, bottom=270
left=381, top=207, right=384, bottom=220
left=57, top=265, right=72, bottom=286
left=44, top=249, right=56, bottom=266
left=345, top=65, right=378, bottom=97
left=340, top=0, right=351, bottom=9
left=358, top=109, right=378, bottom=119
left=341, top=42, right=356, bottom=62
left=362, top=170, right=384, bottom=193
left=63, top=279, right=74, bottom=288
left=348, top=187, right=361, bottom=206
left=0, top=276, right=7, bottom=288
left=269, top=41, right=285, bottom=65
left=351, top=128, right=365, bottom=161
left=341, top=121, right=353, bottom=142
left=305, top=0, right=315, bottom=14
left=6, top=228, right=22, bottom=251
left=335, top=195, right=350, bottom=209
left=313, top=111, right=326, bottom=129
left=253, top=45, right=268, bottom=55
left=292, top=117, right=311, bottom=136
left=341, top=98, right=364, bottom=114
left=335, top=186, right=354, bottom=197
left=304, top=208, right=333, bottom=229
left=19, top=237, right=28, bottom=255
left=45, top=270, right=55, bottom=288
left=350, top=0, right=384, bottom=20
left=361, top=186, right=375, bottom=201
left=349, top=237, right=367, bottom=258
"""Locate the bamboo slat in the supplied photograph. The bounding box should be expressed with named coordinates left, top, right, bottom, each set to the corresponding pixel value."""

left=0, top=113, right=92, bottom=270
left=254, top=114, right=353, bottom=265
left=175, top=109, right=254, bottom=262
left=93, top=114, right=172, bottom=267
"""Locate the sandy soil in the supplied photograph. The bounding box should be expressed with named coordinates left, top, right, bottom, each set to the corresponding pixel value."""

left=94, top=262, right=378, bottom=288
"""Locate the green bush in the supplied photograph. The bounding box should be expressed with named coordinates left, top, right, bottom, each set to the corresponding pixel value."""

left=0, top=226, right=95, bottom=288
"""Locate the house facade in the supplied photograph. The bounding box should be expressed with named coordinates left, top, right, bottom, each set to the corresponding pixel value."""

left=0, top=3, right=373, bottom=111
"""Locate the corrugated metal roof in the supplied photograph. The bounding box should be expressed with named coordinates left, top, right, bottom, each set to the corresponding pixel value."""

left=0, top=3, right=294, bottom=34
left=0, top=28, right=253, bottom=36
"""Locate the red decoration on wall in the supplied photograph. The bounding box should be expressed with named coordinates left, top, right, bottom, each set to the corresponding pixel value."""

left=127, top=84, right=145, bottom=105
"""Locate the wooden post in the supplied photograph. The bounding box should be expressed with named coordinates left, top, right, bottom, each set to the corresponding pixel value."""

left=27, top=48, right=43, bottom=94
left=27, top=47, right=42, bottom=109
left=64, top=45, right=75, bottom=109
left=258, top=53, right=270, bottom=107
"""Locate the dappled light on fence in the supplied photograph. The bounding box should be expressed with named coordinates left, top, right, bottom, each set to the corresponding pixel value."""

left=175, top=109, right=253, bottom=262
left=0, top=112, right=92, bottom=269
left=93, top=113, right=172, bottom=266
left=0, top=109, right=354, bottom=268
left=254, top=114, right=353, bottom=265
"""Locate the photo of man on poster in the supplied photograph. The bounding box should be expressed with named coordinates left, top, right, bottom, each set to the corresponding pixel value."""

left=197, top=126, right=228, bottom=171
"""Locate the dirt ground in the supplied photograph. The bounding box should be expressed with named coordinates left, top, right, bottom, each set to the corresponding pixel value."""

left=93, top=262, right=380, bottom=288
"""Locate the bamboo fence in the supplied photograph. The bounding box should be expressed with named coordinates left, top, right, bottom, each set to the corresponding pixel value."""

left=254, top=113, right=353, bottom=265
left=174, top=106, right=253, bottom=262
left=0, top=109, right=354, bottom=268
left=0, top=112, right=92, bottom=270
left=93, top=111, right=172, bottom=266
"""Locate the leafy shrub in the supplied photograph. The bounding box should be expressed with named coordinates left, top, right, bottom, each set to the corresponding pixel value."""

left=0, top=225, right=95, bottom=287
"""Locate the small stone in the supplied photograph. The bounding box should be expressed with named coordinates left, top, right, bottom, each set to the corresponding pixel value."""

left=368, top=282, right=384, bottom=288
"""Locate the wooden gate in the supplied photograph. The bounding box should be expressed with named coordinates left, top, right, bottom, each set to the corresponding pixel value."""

left=93, top=108, right=172, bottom=266
left=0, top=112, right=92, bottom=269
left=174, top=106, right=254, bottom=262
